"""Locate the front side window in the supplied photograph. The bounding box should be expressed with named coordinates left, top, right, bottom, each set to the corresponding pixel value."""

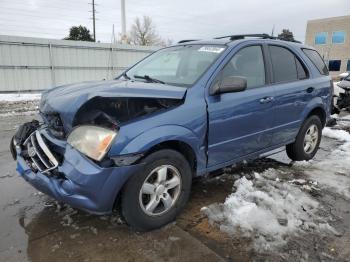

left=328, top=60, right=341, bottom=71
left=315, top=32, right=328, bottom=45
left=221, top=45, right=265, bottom=89
left=332, top=31, right=346, bottom=44
left=126, top=45, right=226, bottom=87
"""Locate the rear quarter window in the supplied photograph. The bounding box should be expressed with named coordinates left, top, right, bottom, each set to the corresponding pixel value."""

left=302, top=49, right=329, bottom=75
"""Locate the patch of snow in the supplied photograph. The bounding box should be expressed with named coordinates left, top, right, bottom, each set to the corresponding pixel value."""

left=70, top=233, right=80, bottom=239
left=168, top=236, right=181, bottom=241
left=0, top=93, right=41, bottom=102
left=61, top=214, right=74, bottom=226
left=289, top=179, right=307, bottom=185
left=0, top=110, right=38, bottom=117
left=322, top=127, right=350, bottom=142
left=202, top=169, right=324, bottom=251
left=296, top=124, right=350, bottom=199
left=90, top=226, right=98, bottom=235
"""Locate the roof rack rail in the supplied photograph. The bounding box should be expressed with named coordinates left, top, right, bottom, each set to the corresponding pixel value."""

left=214, top=34, right=274, bottom=40
left=214, top=34, right=302, bottom=43
left=177, top=39, right=199, bottom=44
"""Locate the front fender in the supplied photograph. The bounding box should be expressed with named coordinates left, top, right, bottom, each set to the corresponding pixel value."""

left=114, top=125, right=206, bottom=175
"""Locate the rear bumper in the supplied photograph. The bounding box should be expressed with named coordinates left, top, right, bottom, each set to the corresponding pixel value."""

left=16, top=132, right=143, bottom=214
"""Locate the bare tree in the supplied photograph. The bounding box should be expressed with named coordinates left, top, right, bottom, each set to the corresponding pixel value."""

left=128, top=16, right=163, bottom=46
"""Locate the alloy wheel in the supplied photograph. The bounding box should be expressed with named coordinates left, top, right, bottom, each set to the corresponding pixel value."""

left=139, top=165, right=182, bottom=216
left=303, top=124, right=319, bottom=154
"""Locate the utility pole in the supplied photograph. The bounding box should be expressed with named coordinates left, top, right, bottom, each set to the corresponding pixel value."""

left=91, top=0, right=96, bottom=42
left=121, top=0, right=126, bottom=42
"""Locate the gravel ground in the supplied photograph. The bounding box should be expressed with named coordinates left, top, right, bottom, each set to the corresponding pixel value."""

left=0, top=102, right=349, bottom=262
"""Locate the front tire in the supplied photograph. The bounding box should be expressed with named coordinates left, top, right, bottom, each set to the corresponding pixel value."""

left=286, top=115, right=322, bottom=161
left=121, top=149, right=192, bottom=231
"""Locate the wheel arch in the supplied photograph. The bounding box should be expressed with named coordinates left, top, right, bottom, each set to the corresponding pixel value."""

left=301, top=96, right=328, bottom=128
left=305, top=106, right=327, bottom=127
left=141, top=140, right=197, bottom=175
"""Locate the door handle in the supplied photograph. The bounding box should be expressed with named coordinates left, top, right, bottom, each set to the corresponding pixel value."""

left=306, top=87, right=315, bottom=93
left=260, top=97, right=274, bottom=104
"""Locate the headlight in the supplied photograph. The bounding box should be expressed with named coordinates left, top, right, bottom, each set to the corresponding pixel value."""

left=67, top=126, right=117, bottom=161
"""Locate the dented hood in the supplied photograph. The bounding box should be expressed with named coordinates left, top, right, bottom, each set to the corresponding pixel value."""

left=40, top=79, right=186, bottom=130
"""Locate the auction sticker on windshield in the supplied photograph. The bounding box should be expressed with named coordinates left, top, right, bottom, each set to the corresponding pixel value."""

left=198, top=46, right=225, bottom=53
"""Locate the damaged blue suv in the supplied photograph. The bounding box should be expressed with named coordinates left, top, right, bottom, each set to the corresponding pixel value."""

left=11, top=34, right=332, bottom=230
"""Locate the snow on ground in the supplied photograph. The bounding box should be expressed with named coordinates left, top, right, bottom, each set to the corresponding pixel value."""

left=297, top=125, right=350, bottom=199
left=322, top=127, right=350, bottom=142
left=0, top=93, right=40, bottom=116
left=0, top=93, right=41, bottom=102
left=202, top=170, right=329, bottom=251
left=202, top=115, right=350, bottom=251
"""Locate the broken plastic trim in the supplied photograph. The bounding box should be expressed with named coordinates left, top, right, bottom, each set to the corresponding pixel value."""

left=111, top=153, right=144, bottom=167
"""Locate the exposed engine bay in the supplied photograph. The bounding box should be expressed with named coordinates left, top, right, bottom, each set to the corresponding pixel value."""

left=42, top=97, right=182, bottom=139
left=74, top=97, right=182, bottom=128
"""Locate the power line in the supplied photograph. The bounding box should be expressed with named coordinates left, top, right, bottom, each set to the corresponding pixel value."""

left=1, top=5, right=89, bottom=14
left=0, top=10, right=90, bottom=23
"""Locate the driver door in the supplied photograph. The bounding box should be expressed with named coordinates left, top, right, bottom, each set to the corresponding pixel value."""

left=207, top=44, right=276, bottom=167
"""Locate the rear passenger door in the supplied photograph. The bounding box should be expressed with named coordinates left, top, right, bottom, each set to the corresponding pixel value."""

left=268, top=45, right=313, bottom=146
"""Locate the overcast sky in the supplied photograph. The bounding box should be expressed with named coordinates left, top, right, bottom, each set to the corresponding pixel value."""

left=1, top=0, right=349, bottom=43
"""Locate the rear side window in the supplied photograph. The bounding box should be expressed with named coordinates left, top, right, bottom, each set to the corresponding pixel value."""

left=269, top=46, right=298, bottom=83
left=302, top=49, right=329, bottom=75
left=295, top=58, right=308, bottom=80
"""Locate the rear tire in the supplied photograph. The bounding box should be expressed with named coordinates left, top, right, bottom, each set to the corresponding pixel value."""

left=286, top=115, right=322, bottom=161
left=121, top=149, right=192, bottom=231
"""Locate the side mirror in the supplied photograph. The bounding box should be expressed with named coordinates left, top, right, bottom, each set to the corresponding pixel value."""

left=210, top=76, right=247, bottom=95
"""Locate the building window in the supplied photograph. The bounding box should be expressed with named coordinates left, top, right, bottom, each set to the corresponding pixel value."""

left=332, top=31, right=346, bottom=44
left=328, top=60, right=341, bottom=71
left=315, top=32, right=327, bottom=45
left=347, top=60, right=350, bottom=71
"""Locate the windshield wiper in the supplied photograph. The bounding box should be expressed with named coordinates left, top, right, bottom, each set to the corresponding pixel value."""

left=122, top=71, right=131, bottom=80
left=134, top=75, right=165, bottom=84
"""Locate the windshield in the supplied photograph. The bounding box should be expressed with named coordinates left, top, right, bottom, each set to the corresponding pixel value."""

left=125, top=45, right=226, bottom=87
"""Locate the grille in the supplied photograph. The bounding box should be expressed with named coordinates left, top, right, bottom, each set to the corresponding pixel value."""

left=24, top=130, right=59, bottom=174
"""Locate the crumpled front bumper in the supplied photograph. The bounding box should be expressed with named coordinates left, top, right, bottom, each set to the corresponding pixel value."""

left=15, top=129, right=143, bottom=214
